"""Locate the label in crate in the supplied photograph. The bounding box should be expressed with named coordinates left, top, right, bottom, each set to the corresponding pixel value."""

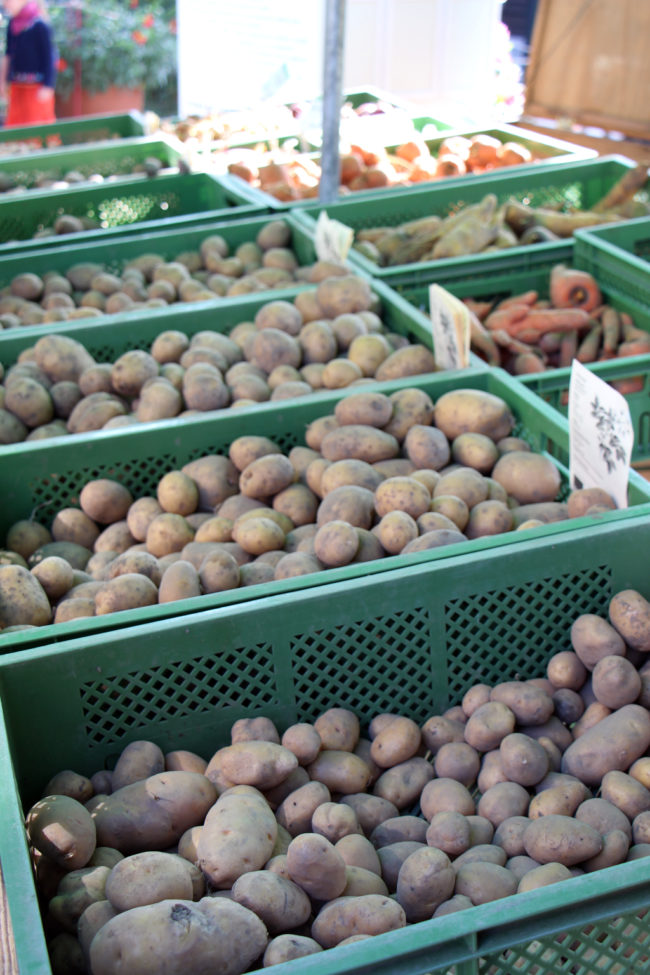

left=314, top=210, right=353, bottom=265
left=428, top=284, right=470, bottom=370
left=568, top=359, right=633, bottom=509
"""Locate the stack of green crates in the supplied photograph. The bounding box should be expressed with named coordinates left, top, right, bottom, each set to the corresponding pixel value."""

left=574, top=215, right=650, bottom=313
left=0, top=110, right=147, bottom=154
left=1, top=105, right=650, bottom=975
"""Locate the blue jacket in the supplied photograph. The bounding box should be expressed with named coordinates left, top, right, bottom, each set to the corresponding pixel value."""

left=5, top=19, right=57, bottom=88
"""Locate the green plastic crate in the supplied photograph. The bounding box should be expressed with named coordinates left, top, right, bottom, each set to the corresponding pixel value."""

left=0, top=134, right=185, bottom=192
left=290, top=155, right=644, bottom=288
left=0, top=211, right=321, bottom=342
left=0, top=172, right=264, bottom=252
left=0, top=368, right=649, bottom=657
left=575, top=216, right=650, bottom=313
left=0, top=110, right=146, bottom=153
left=395, top=261, right=650, bottom=464
left=2, top=515, right=650, bottom=974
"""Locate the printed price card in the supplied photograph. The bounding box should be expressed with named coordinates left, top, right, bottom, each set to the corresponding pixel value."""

left=314, top=211, right=354, bottom=266
left=428, top=284, right=471, bottom=370
left=568, top=359, right=633, bottom=509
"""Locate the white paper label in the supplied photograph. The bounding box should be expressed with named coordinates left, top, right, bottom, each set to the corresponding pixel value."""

left=568, top=359, right=633, bottom=509
left=314, top=211, right=354, bottom=266
left=428, top=284, right=471, bottom=370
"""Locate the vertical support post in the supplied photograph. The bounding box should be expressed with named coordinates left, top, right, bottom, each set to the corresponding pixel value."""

left=319, top=0, right=346, bottom=204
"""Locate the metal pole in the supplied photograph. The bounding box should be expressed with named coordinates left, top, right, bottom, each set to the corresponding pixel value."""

left=319, top=0, right=346, bottom=204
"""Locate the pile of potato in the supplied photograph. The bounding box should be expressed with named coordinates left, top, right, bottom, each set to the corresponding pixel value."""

left=0, top=219, right=318, bottom=329
left=0, top=154, right=170, bottom=196
left=0, top=386, right=618, bottom=632
left=25, top=587, right=650, bottom=974
left=0, top=276, right=439, bottom=443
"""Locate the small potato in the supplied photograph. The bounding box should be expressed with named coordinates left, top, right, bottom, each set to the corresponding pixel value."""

left=370, top=715, right=421, bottom=769
left=464, top=701, right=516, bottom=750
left=308, top=750, right=371, bottom=795
left=312, top=801, right=361, bottom=843
left=313, top=520, right=360, bottom=567
left=370, top=815, right=428, bottom=847
left=276, top=780, right=331, bottom=836
left=396, top=846, right=455, bottom=921
left=43, top=770, right=93, bottom=804
left=146, top=513, right=195, bottom=558
left=158, top=560, right=201, bottom=603
left=421, top=715, right=466, bottom=753
left=477, top=751, right=508, bottom=793
left=403, top=424, right=450, bottom=470
left=547, top=650, right=587, bottom=690
left=453, top=845, right=507, bottom=870
left=320, top=424, right=400, bottom=465
left=286, top=832, right=347, bottom=900
left=477, top=782, right=530, bottom=827
left=434, top=467, right=489, bottom=509
left=582, top=829, right=630, bottom=871
left=425, top=810, right=471, bottom=857
left=591, top=654, right=642, bottom=708
left=433, top=742, right=480, bottom=788
left=262, top=934, right=323, bottom=967
left=165, top=750, right=207, bottom=774
left=94, top=574, right=158, bottom=615
left=314, top=707, right=360, bottom=751
left=492, top=816, right=530, bottom=857
left=528, top=780, right=589, bottom=820
left=335, top=833, right=382, bottom=874
left=26, top=795, right=96, bottom=870
left=609, top=589, right=650, bottom=652
left=374, top=344, right=436, bottom=382
left=601, top=770, right=650, bottom=820
left=571, top=613, right=626, bottom=669
left=383, top=388, right=434, bottom=441
left=523, top=814, right=603, bottom=866
left=454, top=861, right=517, bottom=905
left=517, top=862, right=572, bottom=893
left=433, top=389, right=515, bottom=442
left=232, top=870, right=311, bottom=934
left=374, top=476, right=431, bottom=519
left=79, top=479, right=133, bottom=525
left=215, top=740, right=297, bottom=790
left=340, top=794, right=399, bottom=835
left=281, top=723, right=322, bottom=766
left=111, top=740, right=165, bottom=791
left=465, top=500, right=514, bottom=539
left=334, top=390, right=393, bottom=427
left=499, top=733, right=549, bottom=787
left=420, top=778, right=475, bottom=820
left=0, top=564, right=52, bottom=627
left=491, top=451, right=561, bottom=505
left=311, top=893, right=406, bottom=948
left=105, top=851, right=193, bottom=911
left=451, top=432, right=499, bottom=473
left=30, top=556, right=74, bottom=601
left=372, top=756, right=434, bottom=810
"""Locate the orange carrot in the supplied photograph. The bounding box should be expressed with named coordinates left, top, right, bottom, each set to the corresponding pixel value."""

left=463, top=298, right=494, bottom=320
left=508, top=308, right=591, bottom=337
left=601, top=307, right=621, bottom=353
left=549, top=264, right=602, bottom=312
left=576, top=324, right=602, bottom=363
left=559, top=330, right=578, bottom=368
left=611, top=376, right=645, bottom=394
left=513, top=352, right=546, bottom=375
left=620, top=312, right=648, bottom=343
left=617, top=337, right=650, bottom=357
left=538, top=330, right=565, bottom=353
left=484, top=304, right=530, bottom=331
left=498, top=290, right=538, bottom=309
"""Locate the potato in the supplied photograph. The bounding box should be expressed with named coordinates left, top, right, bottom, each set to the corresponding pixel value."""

left=26, top=794, right=96, bottom=870
left=477, top=751, right=508, bottom=793
left=239, top=453, right=295, bottom=499
left=464, top=701, right=516, bottom=750
left=420, top=778, right=475, bottom=819
left=425, top=810, right=471, bottom=857
left=0, top=564, right=51, bottom=628
left=89, top=898, right=268, bottom=975
left=454, top=861, right=517, bottom=904
left=214, top=740, right=297, bottom=790
left=320, top=424, right=400, bottom=464
left=335, top=833, right=382, bottom=874
left=369, top=716, right=421, bottom=769
left=477, top=782, right=530, bottom=827
left=373, top=757, right=435, bottom=810
left=547, top=650, right=587, bottom=690
left=316, top=275, right=373, bottom=317
left=601, top=770, right=650, bottom=819
left=33, top=334, right=95, bottom=383
left=498, top=733, right=549, bottom=787
left=489, top=681, right=554, bottom=726
left=492, top=815, right=530, bottom=858
left=308, top=750, right=371, bottom=794
left=112, top=740, right=165, bottom=791
left=197, top=789, right=277, bottom=888
left=528, top=780, right=589, bottom=819
left=370, top=815, right=428, bottom=847
left=433, top=467, right=489, bottom=510
left=491, top=451, right=561, bottom=505
left=157, top=560, right=201, bottom=603
left=374, top=476, right=431, bottom=520
left=376, top=510, right=418, bottom=553
left=433, top=742, right=480, bottom=788
left=29, top=556, right=73, bottom=602
left=571, top=613, right=626, bottom=669
left=181, top=455, right=239, bottom=510
left=433, top=389, right=515, bottom=442
left=395, top=846, right=455, bottom=921
left=340, top=794, right=399, bottom=836
left=313, top=520, right=360, bottom=566
left=561, top=704, right=650, bottom=784
left=262, top=934, right=323, bottom=966
left=591, top=654, right=642, bottom=708
left=453, top=844, right=507, bottom=870
left=382, top=388, right=434, bottom=441
left=280, top=723, right=322, bottom=766
left=93, top=771, right=217, bottom=854
left=374, top=344, right=437, bottom=381
left=80, top=479, right=133, bottom=525
left=94, top=574, right=158, bottom=615
left=465, top=500, right=514, bottom=539
left=523, top=815, right=603, bottom=866
left=43, top=770, right=93, bottom=804
left=276, top=780, right=331, bottom=836
left=286, top=832, right=347, bottom=900
left=421, top=715, right=466, bottom=753
left=311, top=893, right=406, bottom=948
left=517, top=862, right=573, bottom=892
left=5, top=376, right=53, bottom=428
left=609, top=589, right=650, bottom=653
left=105, top=851, right=193, bottom=911
left=316, top=484, right=376, bottom=528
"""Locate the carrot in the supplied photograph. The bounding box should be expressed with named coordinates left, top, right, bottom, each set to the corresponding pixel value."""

left=484, top=303, right=530, bottom=331
left=559, top=331, right=578, bottom=368
left=463, top=298, right=494, bottom=320
left=576, top=324, right=602, bottom=364
left=508, top=308, right=591, bottom=337
left=513, top=352, right=546, bottom=375
left=549, top=265, right=602, bottom=312
left=620, top=312, right=648, bottom=343
left=468, top=308, right=501, bottom=366
left=611, top=377, right=645, bottom=394
left=592, top=163, right=650, bottom=213
left=601, top=307, right=621, bottom=353
left=498, top=290, right=538, bottom=309
left=490, top=329, right=545, bottom=357
left=617, top=337, right=650, bottom=357
left=538, top=330, right=565, bottom=353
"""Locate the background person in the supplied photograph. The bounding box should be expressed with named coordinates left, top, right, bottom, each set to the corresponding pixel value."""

left=1, top=0, right=57, bottom=126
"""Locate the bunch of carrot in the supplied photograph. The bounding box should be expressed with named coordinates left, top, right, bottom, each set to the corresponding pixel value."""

left=466, top=264, right=650, bottom=393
